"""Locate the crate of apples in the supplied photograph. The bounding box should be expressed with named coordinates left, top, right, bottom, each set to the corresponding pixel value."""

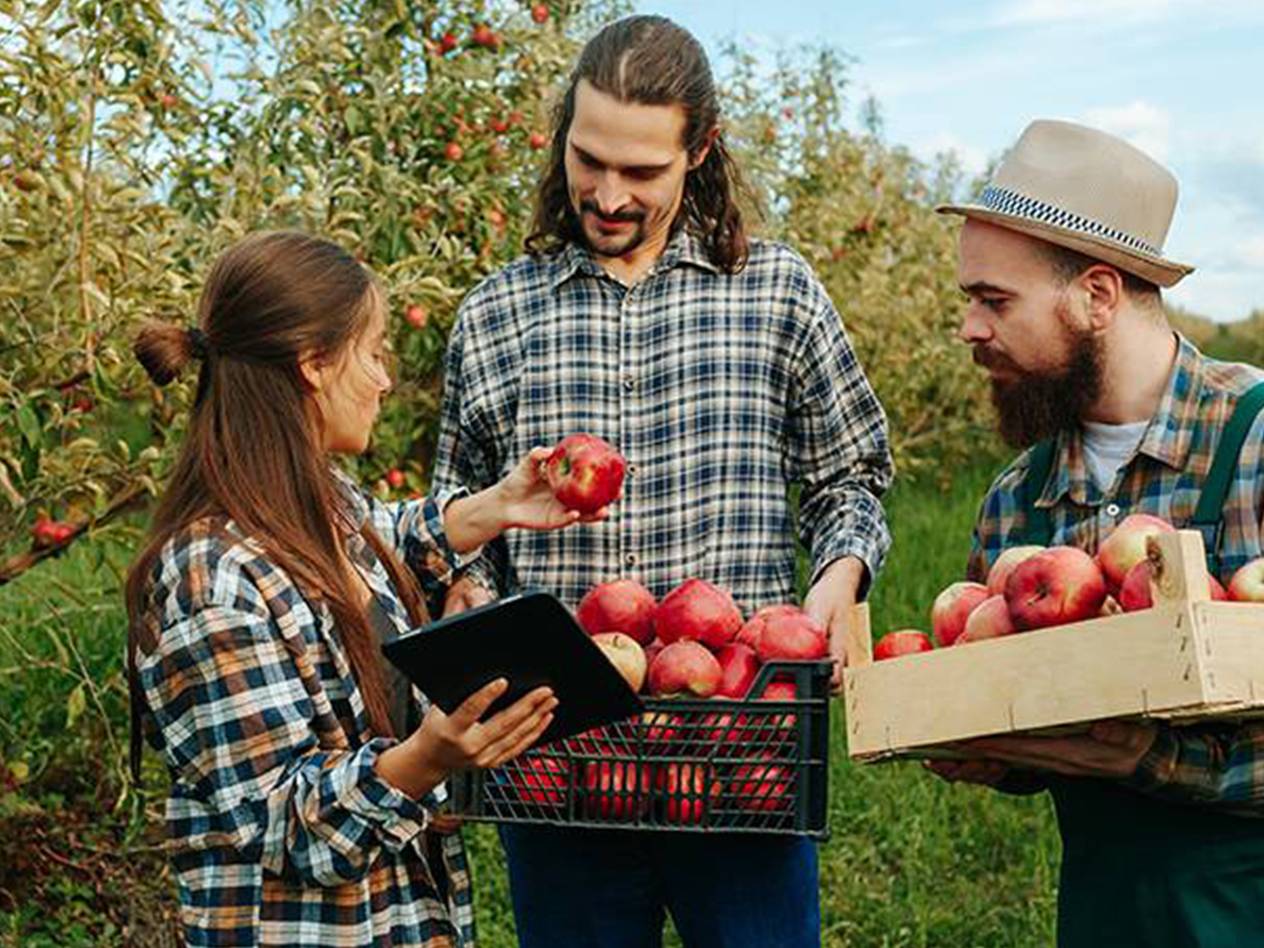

left=845, top=521, right=1264, bottom=761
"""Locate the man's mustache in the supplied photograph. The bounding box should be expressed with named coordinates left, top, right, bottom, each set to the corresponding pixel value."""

left=580, top=201, right=644, bottom=224
left=972, top=346, right=1018, bottom=374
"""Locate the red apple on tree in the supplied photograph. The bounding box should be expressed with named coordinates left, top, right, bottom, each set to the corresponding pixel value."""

left=1227, top=557, right=1264, bottom=603
left=1096, top=514, right=1176, bottom=591
left=873, top=629, right=933, bottom=660
left=575, top=579, right=656, bottom=644
left=439, top=31, right=458, bottom=53
left=385, top=467, right=405, bottom=489
left=444, top=141, right=463, bottom=162
left=471, top=24, right=499, bottom=49
left=529, top=131, right=548, bottom=150
left=653, top=578, right=742, bottom=648
left=647, top=640, right=722, bottom=697
left=1005, top=546, right=1108, bottom=630
left=531, top=3, right=550, bottom=24
left=405, top=303, right=428, bottom=329
left=591, top=632, right=647, bottom=692
left=930, top=581, right=990, bottom=647
left=544, top=433, right=625, bottom=514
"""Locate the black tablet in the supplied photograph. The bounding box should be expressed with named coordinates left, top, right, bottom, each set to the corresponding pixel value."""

left=382, top=589, right=644, bottom=747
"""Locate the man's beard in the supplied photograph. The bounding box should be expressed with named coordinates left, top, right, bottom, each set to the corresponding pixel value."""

left=577, top=200, right=647, bottom=258
left=978, top=318, right=1104, bottom=449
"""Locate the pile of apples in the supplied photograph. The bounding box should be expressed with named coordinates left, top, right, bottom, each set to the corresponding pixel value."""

left=506, top=577, right=829, bottom=823
left=875, top=514, right=1264, bottom=659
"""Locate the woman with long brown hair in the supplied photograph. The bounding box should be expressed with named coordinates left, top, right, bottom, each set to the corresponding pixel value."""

left=126, top=231, right=599, bottom=946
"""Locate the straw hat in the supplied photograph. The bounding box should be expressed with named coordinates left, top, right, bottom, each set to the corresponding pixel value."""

left=937, top=119, right=1193, bottom=287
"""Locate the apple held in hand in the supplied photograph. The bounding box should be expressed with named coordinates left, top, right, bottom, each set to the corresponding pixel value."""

left=930, top=581, right=990, bottom=647
left=654, top=578, right=743, bottom=648
left=591, top=632, right=648, bottom=692
left=1096, top=513, right=1176, bottom=590
left=873, top=629, right=933, bottom=660
left=1005, top=546, right=1108, bottom=630
left=576, top=579, right=657, bottom=645
left=545, top=434, right=626, bottom=514
left=647, top=640, right=722, bottom=697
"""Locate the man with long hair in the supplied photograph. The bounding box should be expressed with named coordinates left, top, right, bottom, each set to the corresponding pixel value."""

left=930, top=120, right=1264, bottom=946
left=432, top=15, right=892, bottom=947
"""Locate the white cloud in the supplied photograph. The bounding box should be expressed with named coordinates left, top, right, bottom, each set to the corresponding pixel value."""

left=1082, top=101, right=1171, bottom=163
left=1229, top=234, right=1264, bottom=269
left=918, top=132, right=990, bottom=177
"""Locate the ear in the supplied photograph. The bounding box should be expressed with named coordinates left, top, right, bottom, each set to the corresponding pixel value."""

left=297, top=351, right=327, bottom=393
left=1079, top=264, right=1126, bottom=332
left=689, top=126, right=720, bottom=171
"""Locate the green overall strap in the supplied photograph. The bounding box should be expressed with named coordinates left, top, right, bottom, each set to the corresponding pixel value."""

left=1020, top=438, right=1057, bottom=546
left=1190, top=380, right=1264, bottom=578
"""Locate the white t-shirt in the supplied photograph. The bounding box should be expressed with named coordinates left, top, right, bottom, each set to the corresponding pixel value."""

left=1082, top=419, right=1150, bottom=492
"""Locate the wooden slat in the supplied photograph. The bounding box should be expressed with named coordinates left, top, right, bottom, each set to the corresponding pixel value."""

left=842, top=602, right=872, bottom=668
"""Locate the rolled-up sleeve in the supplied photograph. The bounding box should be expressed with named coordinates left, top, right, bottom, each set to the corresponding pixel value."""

left=141, top=603, right=434, bottom=888
left=1122, top=722, right=1264, bottom=814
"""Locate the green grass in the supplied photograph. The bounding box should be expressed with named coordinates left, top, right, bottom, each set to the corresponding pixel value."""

left=0, top=461, right=1061, bottom=947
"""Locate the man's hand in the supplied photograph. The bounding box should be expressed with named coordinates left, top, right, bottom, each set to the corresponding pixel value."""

left=952, top=720, right=1158, bottom=779
left=443, top=574, right=494, bottom=618
left=925, top=758, right=1010, bottom=787
left=803, top=555, right=867, bottom=694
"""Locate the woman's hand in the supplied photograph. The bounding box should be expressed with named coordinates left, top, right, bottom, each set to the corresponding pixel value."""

left=442, top=447, right=613, bottom=552
left=374, top=678, right=557, bottom=800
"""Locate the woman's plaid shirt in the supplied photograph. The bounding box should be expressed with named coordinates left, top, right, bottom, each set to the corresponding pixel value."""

left=133, top=471, right=477, bottom=946
left=433, top=232, right=893, bottom=609
left=968, top=335, right=1264, bottom=808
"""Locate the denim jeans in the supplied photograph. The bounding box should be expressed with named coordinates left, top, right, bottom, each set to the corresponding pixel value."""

left=498, top=823, right=821, bottom=948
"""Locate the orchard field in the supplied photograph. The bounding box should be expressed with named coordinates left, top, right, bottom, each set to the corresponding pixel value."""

left=1, top=1, right=1259, bottom=945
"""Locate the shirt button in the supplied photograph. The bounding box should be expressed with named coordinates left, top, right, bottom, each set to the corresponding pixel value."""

left=627, top=463, right=637, bottom=475
left=625, top=553, right=638, bottom=567
left=622, top=377, right=635, bottom=392
left=1105, top=503, right=1121, bottom=518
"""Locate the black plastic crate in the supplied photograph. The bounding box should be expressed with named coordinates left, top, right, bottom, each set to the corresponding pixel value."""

left=449, top=660, right=831, bottom=838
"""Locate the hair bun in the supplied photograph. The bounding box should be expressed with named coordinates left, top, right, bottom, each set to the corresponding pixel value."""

left=134, top=320, right=200, bottom=386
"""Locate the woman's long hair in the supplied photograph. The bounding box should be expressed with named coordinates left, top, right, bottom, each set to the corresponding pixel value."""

left=125, top=232, right=428, bottom=776
left=525, top=14, right=752, bottom=273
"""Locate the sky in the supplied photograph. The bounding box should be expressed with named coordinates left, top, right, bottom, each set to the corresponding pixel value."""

left=645, top=0, right=1264, bottom=322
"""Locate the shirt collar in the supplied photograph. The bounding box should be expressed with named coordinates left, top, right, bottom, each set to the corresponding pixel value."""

left=548, top=226, right=720, bottom=289
left=1037, top=332, right=1199, bottom=508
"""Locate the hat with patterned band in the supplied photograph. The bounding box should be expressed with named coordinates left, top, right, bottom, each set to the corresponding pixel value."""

left=937, top=119, right=1194, bottom=287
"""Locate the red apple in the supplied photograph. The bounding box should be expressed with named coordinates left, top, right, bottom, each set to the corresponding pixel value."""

left=750, top=678, right=799, bottom=738
left=1005, top=546, right=1108, bottom=630
left=583, top=759, right=651, bottom=820
left=439, top=31, right=458, bottom=53
left=1096, top=514, right=1176, bottom=591
left=956, top=594, right=1015, bottom=643
left=531, top=3, right=550, bottom=23
left=576, top=579, right=656, bottom=645
left=591, top=632, right=647, bottom=692
left=405, top=303, right=428, bottom=329
left=714, top=643, right=760, bottom=699
left=385, top=467, right=405, bottom=489
left=444, top=141, right=463, bottom=162
left=529, top=131, right=548, bottom=150
left=986, top=545, right=1046, bottom=596
left=656, top=762, right=721, bottom=824
left=643, top=637, right=665, bottom=669
left=729, top=755, right=792, bottom=811
left=545, top=433, right=625, bottom=514
left=930, top=581, right=990, bottom=647
left=873, top=629, right=934, bottom=660
left=736, top=604, right=800, bottom=650
left=647, top=640, right=722, bottom=697
left=471, top=24, right=499, bottom=49
left=1227, top=557, right=1264, bottom=603
left=510, top=755, right=569, bottom=808
left=641, top=709, right=682, bottom=750
left=756, top=611, right=828, bottom=662
left=654, top=578, right=742, bottom=648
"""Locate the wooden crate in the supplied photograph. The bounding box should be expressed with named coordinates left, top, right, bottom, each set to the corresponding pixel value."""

left=843, top=531, right=1264, bottom=761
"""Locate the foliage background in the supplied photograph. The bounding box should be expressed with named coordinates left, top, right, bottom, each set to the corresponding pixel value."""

left=0, top=1, right=1258, bottom=944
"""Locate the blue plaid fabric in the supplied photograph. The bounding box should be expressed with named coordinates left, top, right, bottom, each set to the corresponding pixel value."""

left=967, top=335, right=1264, bottom=803
left=134, top=469, right=477, bottom=946
left=432, top=230, right=893, bottom=610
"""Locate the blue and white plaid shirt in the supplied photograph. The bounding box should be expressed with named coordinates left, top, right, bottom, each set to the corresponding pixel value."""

left=433, top=230, right=893, bottom=610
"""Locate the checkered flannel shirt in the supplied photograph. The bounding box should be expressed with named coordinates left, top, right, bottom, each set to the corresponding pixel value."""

left=133, top=469, right=476, bottom=946
left=432, top=230, right=893, bottom=612
left=968, top=334, right=1264, bottom=808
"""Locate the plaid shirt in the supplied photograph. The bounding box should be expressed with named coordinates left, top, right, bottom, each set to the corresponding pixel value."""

left=134, top=470, right=477, bottom=946
left=968, top=334, right=1264, bottom=807
left=433, top=231, right=893, bottom=610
